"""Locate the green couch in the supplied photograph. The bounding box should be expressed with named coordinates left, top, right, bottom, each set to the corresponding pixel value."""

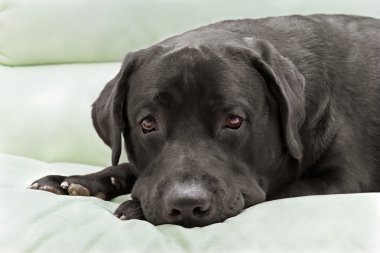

left=1, top=0, right=380, bottom=252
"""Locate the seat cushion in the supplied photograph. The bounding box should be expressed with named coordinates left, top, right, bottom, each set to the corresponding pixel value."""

left=1, top=154, right=380, bottom=252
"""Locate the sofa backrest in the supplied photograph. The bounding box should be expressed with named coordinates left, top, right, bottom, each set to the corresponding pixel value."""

left=1, top=0, right=379, bottom=66
left=0, top=0, right=379, bottom=166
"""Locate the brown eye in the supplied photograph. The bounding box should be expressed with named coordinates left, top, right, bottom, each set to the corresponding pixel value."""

left=141, top=116, right=157, bottom=133
left=224, top=114, right=243, bottom=130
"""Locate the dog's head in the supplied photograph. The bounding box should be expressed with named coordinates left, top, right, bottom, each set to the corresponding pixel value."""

left=92, top=30, right=305, bottom=227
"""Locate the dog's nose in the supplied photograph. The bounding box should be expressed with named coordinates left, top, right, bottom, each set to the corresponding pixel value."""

left=164, top=183, right=213, bottom=226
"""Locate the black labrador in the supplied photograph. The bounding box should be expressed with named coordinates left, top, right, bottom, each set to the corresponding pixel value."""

left=29, top=14, right=380, bottom=228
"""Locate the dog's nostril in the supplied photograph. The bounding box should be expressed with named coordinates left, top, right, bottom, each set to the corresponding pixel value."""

left=193, top=206, right=210, bottom=217
left=168, top=205, right=210, bottom=218
left=169, top=208, right=181, bottom=217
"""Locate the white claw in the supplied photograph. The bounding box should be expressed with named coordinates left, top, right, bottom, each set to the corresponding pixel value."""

left=60, top=181, right=69, bottom=189
left=110, top=177, right=116, bottom=185
left=119, top=215, right=126, bottom=220
left=30, top=183, right=39, bottom=189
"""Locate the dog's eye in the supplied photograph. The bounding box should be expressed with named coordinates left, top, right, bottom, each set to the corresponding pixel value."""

left=224, top=114, right=243, bottom=130
left=141, top=116, right=157, bottom=133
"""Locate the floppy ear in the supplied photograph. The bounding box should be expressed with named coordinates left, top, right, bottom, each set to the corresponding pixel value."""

left=248, top=40, right=306, bottom=160
left=91, top=54, right=136, bottom=166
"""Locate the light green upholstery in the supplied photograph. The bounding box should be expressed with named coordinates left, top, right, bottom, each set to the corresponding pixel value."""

left=0, top=0, right=379, bottom=66
left=0, top=63, right=121, bottom=166
left=1, top=154, right=380, bottom=252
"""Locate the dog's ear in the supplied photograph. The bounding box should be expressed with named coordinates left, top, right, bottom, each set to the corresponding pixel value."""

left=248, top=40, right=306, bottom=160
left=91, top=54, right=136, bottom=166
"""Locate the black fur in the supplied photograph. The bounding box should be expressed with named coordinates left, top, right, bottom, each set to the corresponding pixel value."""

left=30, top=15, right=380, bottom=227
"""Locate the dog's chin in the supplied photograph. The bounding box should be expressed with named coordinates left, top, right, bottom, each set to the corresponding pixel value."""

left=120, top=190, right=248, bottom=227
left=135, top=193, right=246, bottom=227
left=146, top=213, right=240, bottom=228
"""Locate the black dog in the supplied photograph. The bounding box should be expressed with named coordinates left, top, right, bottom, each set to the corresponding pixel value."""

left=29, top=14, right=380, bottom=227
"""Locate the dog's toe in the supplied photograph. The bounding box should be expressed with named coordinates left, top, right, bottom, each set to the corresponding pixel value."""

left=28, top=182, right=39, bottom=189
left=114, top=200, right=145, bottom=220
left=39, top=185, right=65, bottom=195
left=67, top=183, right=91, bottom=196
left=60, top=181, right=69, bottom=189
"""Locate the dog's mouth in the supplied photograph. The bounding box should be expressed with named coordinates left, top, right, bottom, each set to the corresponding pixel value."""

left=114, top=192, right=248, bottom=227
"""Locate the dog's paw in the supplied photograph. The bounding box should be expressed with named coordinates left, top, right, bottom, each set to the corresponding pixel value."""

left=28, top=175, right=93, bottom=198
left=60, top=176, right=117, bottom=199
left=29, top=174, right=123, bottom=200
left=28, top=175, right=67, bottom=195
left=114, top=200, right=145, bottom=220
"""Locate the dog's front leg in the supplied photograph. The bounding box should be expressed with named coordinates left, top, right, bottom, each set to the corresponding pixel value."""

left=28, top=163, right=136, bottom=200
